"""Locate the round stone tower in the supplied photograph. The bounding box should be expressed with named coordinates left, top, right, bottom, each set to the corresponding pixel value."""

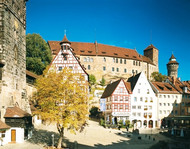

left=167, top=54, right=179, bottom=78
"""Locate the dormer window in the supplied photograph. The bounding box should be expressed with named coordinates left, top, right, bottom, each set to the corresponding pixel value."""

left=64, top=45, right=66, bottom=50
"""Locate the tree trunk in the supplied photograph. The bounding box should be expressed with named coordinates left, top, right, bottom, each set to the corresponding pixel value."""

left=57, top=123, right=64, bottom=148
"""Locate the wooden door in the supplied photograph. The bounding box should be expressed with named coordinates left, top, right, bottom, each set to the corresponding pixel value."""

left=11, top=129, right=16, bottom=142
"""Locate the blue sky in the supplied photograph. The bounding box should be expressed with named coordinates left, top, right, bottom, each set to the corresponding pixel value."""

left=26, top=0, right=190, bottom=81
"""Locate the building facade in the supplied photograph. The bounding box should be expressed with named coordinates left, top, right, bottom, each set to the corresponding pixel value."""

left=101, top=79, right=131, bottom=124
left=50, top=35, right=88, bottom=82
left=48, top=37, right=159, bottom=83
left=128, top=72, right=157, bottom=128
left=151, top=82, right=181, bottom=127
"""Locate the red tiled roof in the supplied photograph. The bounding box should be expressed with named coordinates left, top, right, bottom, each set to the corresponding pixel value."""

left=101, top=79, right=121, bottom=98
left=60, top=35, right=71, bottom=44
left=0, top=120, right=10, bottom=129
left=167, top=77, right=190, bottom=94
left=152, top=82, right=180, bottom=94
left=48, top=41, right=155, bottom=65
left=170, top=54, right=176, bottom=60
left=4, top=107, right=31, bottom=118
left=124, top=82, right=132, bottom=94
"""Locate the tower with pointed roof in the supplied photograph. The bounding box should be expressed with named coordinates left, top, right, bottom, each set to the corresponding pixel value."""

left=167, top=54, right=179, bottom=78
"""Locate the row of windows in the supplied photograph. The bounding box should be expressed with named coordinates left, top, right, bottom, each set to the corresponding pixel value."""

left=159, top=95, right=178, bottom=99
left=107, top=96, right=130, bottom=102
left=134, top=97, right=153, bottom=102
left=133, top=60, right=141, bottom=66
left=132, top=105, right=152, bottom=110
left=84, top=57, right=94, bottom=62
left=113, top=58, right=127, bottom=64
left=106, top=104, right=129, bottom=110
left=183, top=94, right=190, bottom=99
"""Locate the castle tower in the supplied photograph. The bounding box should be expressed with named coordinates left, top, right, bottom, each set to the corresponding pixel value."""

left=0, top=0, right=30, bottom=114
left=167, top=54, right=179, bottom=78
left=144, top=44, right=159, bottom=69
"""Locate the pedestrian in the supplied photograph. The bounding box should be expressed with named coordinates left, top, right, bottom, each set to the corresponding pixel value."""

left=126, top=124, right=129, bottom=132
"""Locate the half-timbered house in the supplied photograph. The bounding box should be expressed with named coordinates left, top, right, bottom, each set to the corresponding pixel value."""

left=101, top=79, right=131, bottom=124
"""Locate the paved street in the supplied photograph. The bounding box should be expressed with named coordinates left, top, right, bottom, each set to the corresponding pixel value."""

left=0, top=120, right=183, bottom=149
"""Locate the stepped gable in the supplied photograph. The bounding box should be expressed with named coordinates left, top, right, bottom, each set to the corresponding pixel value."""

left=101, top=79, right=121, bottom=98
left=48, top=40, right=154, bottom=64
left=4, top=107, right=31, bottom=118
left=127, top=72, right=141, bottom=91
left=0, top=120, right=10, bottom=129
left=152, top=82, right=180, bottom=94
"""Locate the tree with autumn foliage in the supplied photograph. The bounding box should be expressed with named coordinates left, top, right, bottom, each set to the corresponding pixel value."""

left=34, top=67, right=89, bottom=148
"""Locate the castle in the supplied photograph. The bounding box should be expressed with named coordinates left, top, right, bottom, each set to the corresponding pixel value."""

left=48, top=37, right=159, bottom=83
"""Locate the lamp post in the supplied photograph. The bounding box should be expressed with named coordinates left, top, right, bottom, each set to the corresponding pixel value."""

left=52, top=134, right=54, bottom=148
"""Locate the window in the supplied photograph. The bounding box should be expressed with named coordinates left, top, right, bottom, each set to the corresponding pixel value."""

left=134, top=97, right=137, bottom=102
left=84, top=58, right=87, bottom=62
left=103, top=57, right=106, bottom=62
left=120, top=88, right=123, bottom=93
left=132, top=69, right=134, bottom=74
left=69, top=66, right=73, bottom=70
left=116, top=68, right=119, bottom=72
left=114, top=96, right=117, bottom=101
left=159, top=95, right=162, bottom=98
left=132, top=106, right=136, bottom=109
left=168, top=95, right=170, bottom=98
left=136, top=61, right=138, bottom=66
left=64, top=45, right=66, bottom=50
left=164, top=103, right=166, bottom=106
left=103, top=66, right=106, bottom=71
left=90, top=58, right=93, bottom=62
left=125, top=105, right=129, bottom=110
left=120, top=105, right=123, bottom=109
left=147, top=89, right=149, bottom=94
left=114, top=104, right=118, bottom=109
left=58, top=66, right=62, bottom=71
left=168, top=103, right=170, bottom=106
left=139, top=61, right=141, bottom=66
left=137, top=113, right=141, bottom=117
left=140, top=97, right=143, bottom=102
left=138, top=106, right=141, bottom=109
left=64, top=56, right=67, bottom=61
left=116, top=58, right=118, bottom=63
left=120, top=59, right=122, bottom=64
left=87, top=57, right=90, bottom=62
left=88, top=65, right=91, bottom=70
left=124, top=69, right=127, bottom=73
left=124, top=59, right=126, bottom=64
left=132, top=113, right=136, bottom=116
left=175, top=103, right=178, bottom=107
left=133, top=61, right=135, bottom=65
left=175, top=110, right=178, bottom=114
left=112, top=67, right=114, bottom=72
left=167, top=110, right=170, bottom=114
left=125, top=96, right=128, bottom=101
left=159, top=103, right=162, bottom=106
left=120, top=96, right=123, bottom=101
left=113, top=58, right=115, bottom=63
left=149, top=106, right=152, bottom=110
left=160, top=110, right=162, bottom=114
left=138, top=89, right=140, bottom=93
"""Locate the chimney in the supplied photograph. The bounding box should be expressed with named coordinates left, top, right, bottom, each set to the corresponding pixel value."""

left=1, top=106, right=6, bottom=122
left=172, top=76, right=176, bottom=85
left=94, top=41, right=98, bottom=55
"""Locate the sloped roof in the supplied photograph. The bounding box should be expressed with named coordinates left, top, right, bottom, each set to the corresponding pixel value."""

left=26, top=70, right=39, bottom=79
left=60, top=35, right=71, bottom=44
left=124, top=82, right=132, bottom=94
left=152, top=82, right=180, bottom=94
left=0, top=120, right=10, bottom=129
left=48, top=40, right=155, bottom=65
left=167, top=77, right=190, bottom=94
left=101, top=79, right=121, bottom=98
left=4, top=107, right=31, bottom=118
left=167, top=54, right=179, bottom=65
left=127, top=72, right=141, bottom=91
left=144, top=44, right=157, bottom=51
